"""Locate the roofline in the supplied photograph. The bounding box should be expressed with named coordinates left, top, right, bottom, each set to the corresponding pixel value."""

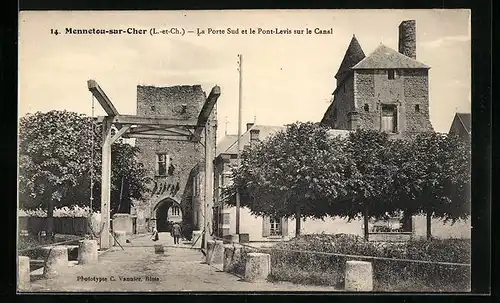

left=456, top=113, right=472, bottom=133
left=351, top=66, right=431, bottom=70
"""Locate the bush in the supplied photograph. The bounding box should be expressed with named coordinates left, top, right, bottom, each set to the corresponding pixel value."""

left=19, top=205, right=98, bottom=217
left=266, top=234, right=471, bottom=291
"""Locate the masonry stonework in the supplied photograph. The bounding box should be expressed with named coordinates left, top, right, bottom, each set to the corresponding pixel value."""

left=134, top=85, right=216, bottom=229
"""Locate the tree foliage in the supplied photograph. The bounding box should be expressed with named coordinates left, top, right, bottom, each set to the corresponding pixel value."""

left=223, top=123, right=471, bottom=235
left=18, top=110, right=150, bottom=215
left=223, top=122, right=356, bottom=233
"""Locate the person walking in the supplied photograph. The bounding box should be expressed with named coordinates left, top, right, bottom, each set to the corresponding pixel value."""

left=150, top=227, right=159, bottom=242
left=172, top=222, right=182, bottom=245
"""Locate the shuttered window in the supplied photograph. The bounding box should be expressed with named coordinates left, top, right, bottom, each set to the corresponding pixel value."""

left=262, top=216, right=288, bottom=237
left=156, top=154, right=170, bottom=176
left=381, top=104, right=397, bottom=133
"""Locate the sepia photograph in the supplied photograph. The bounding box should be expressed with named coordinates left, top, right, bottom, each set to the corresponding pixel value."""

left=17, top=9, right=472, bottom=293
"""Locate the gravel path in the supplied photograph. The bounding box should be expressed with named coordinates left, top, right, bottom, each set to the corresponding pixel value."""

left=26, top=233, right=338, bottom=292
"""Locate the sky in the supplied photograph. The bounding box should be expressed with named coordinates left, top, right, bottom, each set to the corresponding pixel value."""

left=18, top=9, right=471, bottom=142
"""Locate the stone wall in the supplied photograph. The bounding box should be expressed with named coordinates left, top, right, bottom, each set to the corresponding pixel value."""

left=321, top=75, right=355, bottom=129
left=402, top=69, right=433, bottom=133
left=352, top=69, right=433, bottom=135
left=135, top=85, right=216, bottom=229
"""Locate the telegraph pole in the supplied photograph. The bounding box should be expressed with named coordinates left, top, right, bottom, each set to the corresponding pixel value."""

left=235, top=54, right=243, bottom=236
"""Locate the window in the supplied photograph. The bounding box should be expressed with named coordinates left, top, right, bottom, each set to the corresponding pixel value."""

left=269, top=217, right=282, bottom=236
left=415, top=104, right=420, bottom=112
left=171, top=206, right=180, bottom=216
left=381, top=104, right=398, bottom=133
left=364, top=104, right=369, bottom=112
left=388, top=70, right=395, bottom=80
left=156, top=154, right=169, bottom=176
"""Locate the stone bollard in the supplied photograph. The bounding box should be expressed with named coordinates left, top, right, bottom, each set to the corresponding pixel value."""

left=154, top=244, right=164, bottom=254
left=223, top=244, right=242, bottom=272
left=244, top=253, right=271, bottom=283
left=344, top=260, right=373, bottom=291
left=210, top=240, right=224, bottom=265
left=18, top=256, right=30, bottom=291
left=43, top=246, right=69, bottom=278
left=114, top=231, right=126, bottom=247
left=78, top=240, right=98, bottom=264
left=191, top=230, right=202, bottom=249
left=108, top=232, right=114, bottom=249
left=205, top=240, right=216, bottom=264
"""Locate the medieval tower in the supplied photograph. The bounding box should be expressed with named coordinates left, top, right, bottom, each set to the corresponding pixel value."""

left=320, top=20, right=434, bottom=136
left=135, top=85, right=216, bottom=232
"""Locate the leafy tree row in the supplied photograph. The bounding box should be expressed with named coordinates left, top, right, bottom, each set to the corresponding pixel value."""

left=223, top=122, right=470, bottom=240
left=18, top=110, right=150, bottom=239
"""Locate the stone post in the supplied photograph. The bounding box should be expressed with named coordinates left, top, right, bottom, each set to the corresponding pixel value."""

left=244, top=252, right=271, bottom=282
left=344, top=260, right=373, bottom=291
left=114, top=231, right=126, bottom=247
left=18, top=256, right=30, bottom=291
left=154, top=244, right=164, bottom=254
left=210, top=240, right=224, bottom=265
left=191, top=230, right=203, bottom=249
left=205, top=240, right=216, bottom=264
left=78, top=240, right=98, bottom=264
left=223, top=244, right=242, bottom=272
left=43, top=246, right=69, bottom=278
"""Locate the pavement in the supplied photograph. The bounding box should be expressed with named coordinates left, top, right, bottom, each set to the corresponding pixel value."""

left=25, top=232, right=338, bottom=292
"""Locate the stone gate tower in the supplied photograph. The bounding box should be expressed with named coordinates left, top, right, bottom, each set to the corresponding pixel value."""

left=321, top=20, right=434, bottom=136
left=134, top=85, right=216, bottom=232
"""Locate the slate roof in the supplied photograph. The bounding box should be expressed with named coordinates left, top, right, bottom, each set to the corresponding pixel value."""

left=352, top=44, right=430, bottom=70
left=335, top=35, right=366, bottom=80
left=449, top=112, right=471, bottom=134
left=216, top=134, right=238, bottom=157
left=456, top=113, right=471, bottom=133
left=217, top=125, right=285, bottom=157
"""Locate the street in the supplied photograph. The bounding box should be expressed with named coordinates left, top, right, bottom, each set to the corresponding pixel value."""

left=27, top=233, right=338, bottom=292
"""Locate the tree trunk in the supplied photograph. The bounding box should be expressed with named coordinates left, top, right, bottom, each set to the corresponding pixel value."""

left=363, top=203, right=369, bottom=241
left=426, top=210, right=432, bottom=240
left=46, top=199, right=54, bottom=243
left=295, top=207, right=301, bottom=236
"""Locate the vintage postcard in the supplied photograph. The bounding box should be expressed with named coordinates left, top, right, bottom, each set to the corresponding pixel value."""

left=17, top=9, right=472, bottom=293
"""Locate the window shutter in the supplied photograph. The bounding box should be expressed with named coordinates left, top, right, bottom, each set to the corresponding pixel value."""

left=155, top=155, right=159, bottom=175
left=281, top=217, right=288, bottom=236
left=262, top=216, right=270, bottom=237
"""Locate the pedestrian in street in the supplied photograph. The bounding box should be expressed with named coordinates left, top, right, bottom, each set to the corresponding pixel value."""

left=150, top=227, right=159, bottom=242
left=172, top=222, right=182, bottom=245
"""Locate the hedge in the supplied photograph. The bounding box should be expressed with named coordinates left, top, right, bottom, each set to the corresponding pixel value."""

left=229, top=234, right=471, bottom=292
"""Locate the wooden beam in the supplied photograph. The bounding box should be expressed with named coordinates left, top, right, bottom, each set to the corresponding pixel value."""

left=112, top=115, right=198, bottom=127
left=128, top=126, right=193, bottom=137
left=100, top=117, right=113, bottom=250
left=203, top=120, right=215, bottom=250
left=87, top=80, right=120, bottom=116
left=128, top=129, right=191, bottom=137
left=193, top=86, right=221, bottom=141
left=122, top=133, right=194, bottom=141
left=111, top=125, right=131, bottom=144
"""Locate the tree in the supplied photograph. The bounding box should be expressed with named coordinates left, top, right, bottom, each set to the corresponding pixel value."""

left=18, top=110, right=150, bottom=239
left=223, top=122, right=355, bottom=236
left=343, top=129, right=401, bottom=240
left=391, top=132, right=471, bottom=240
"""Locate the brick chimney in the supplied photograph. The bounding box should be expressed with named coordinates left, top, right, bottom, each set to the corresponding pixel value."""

left=246, top=123, right=254, bottom=131
left=398, top=20, right=416, bottom=59
left=250, top=129, right=260, bottom=144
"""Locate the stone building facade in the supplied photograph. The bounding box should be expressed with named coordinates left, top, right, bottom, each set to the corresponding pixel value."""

left=321, top=20, right=434, bottom=137
left=133, top=85, right=216, bottom=232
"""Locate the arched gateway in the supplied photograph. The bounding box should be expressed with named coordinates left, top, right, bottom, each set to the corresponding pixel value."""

left=153, top=198, right=183, bottom=232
